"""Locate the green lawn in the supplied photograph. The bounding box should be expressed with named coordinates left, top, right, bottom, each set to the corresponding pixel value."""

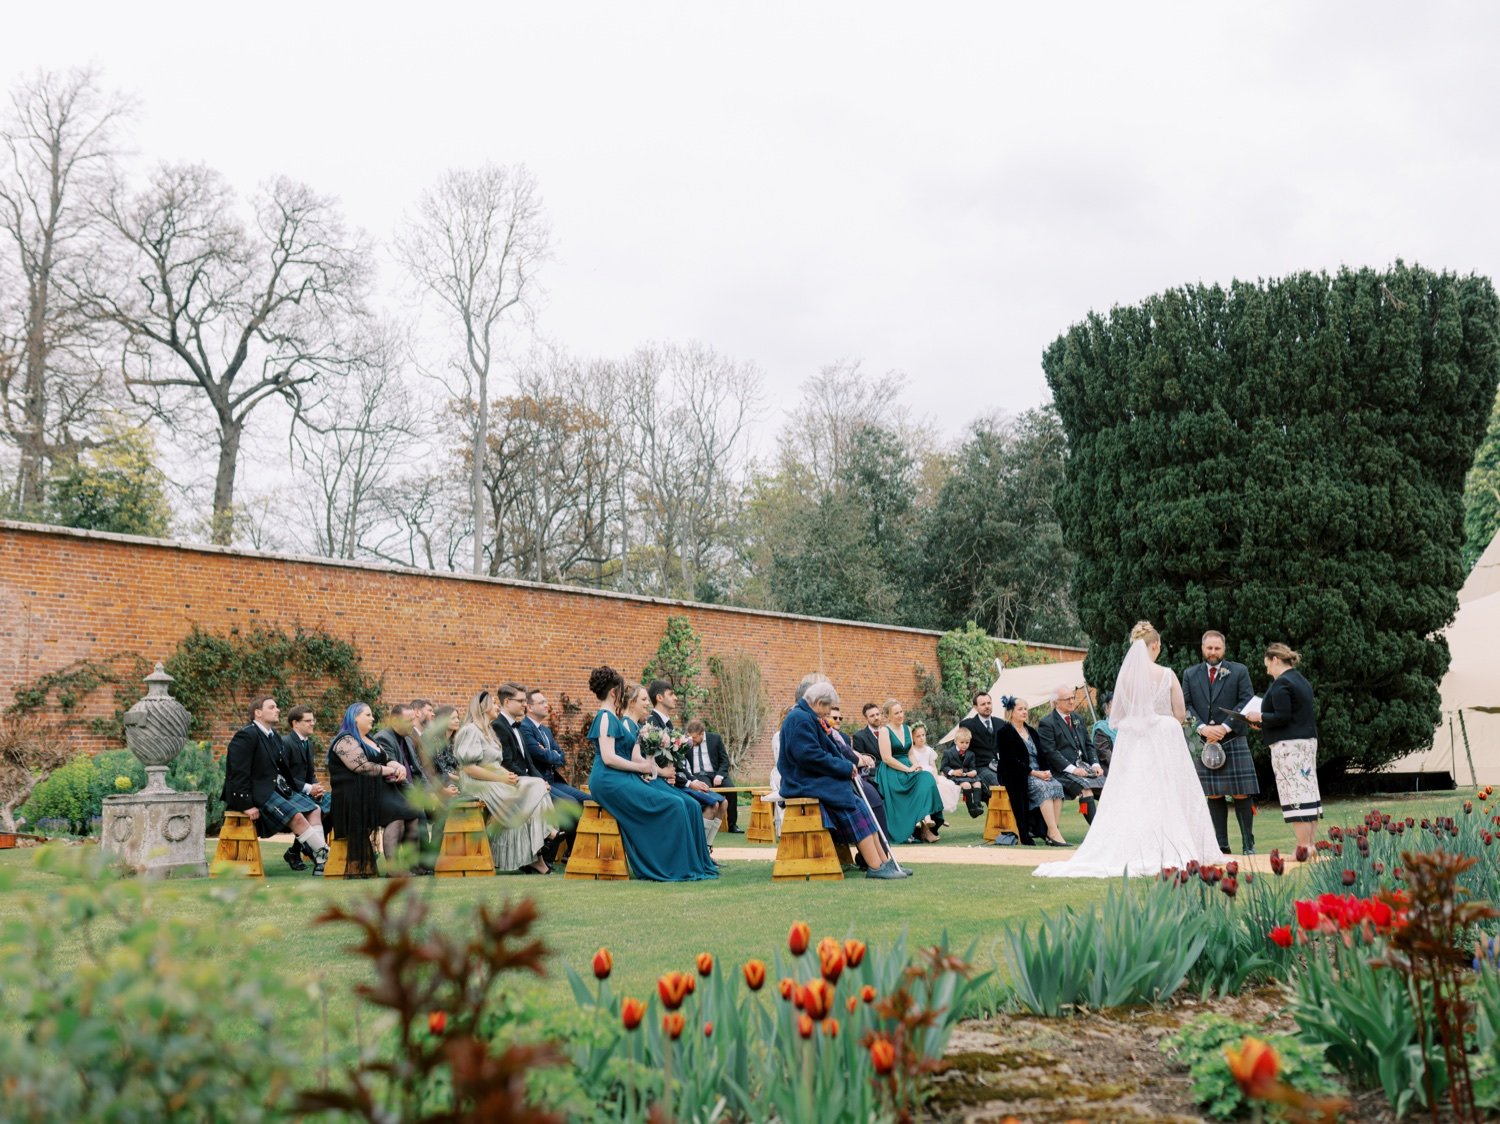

left=0, top=787, right=1476, bottom=1028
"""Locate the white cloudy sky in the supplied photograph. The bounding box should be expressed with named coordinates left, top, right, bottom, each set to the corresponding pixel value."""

left=7, top=1, right=1499, bottom=445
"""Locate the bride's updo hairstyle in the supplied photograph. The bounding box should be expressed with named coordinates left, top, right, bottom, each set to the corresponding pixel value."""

left=1264, top=642, right=1301, bottom=667
left=589, top=665, right=625, bottom=703
left=1128, top=620, right=1160, bottom=645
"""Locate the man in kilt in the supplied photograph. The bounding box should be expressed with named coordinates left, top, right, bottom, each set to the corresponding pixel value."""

left=1182, top=630, right=1259, bottom=854
left=776, top=679, right=910, bottom=880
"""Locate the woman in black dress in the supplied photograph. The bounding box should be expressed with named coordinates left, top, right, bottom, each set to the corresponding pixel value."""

left=327, top=702, right=421, bottom=875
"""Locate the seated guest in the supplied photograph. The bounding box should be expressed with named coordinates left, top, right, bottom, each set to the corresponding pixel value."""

left=998, top=696, right=1068, bottom=846
left=1036, top=685, right=1104, bottom=822
left=909, top=722, right=960, bottom=818
left=1091, top=691, right=1116, bottom=773
left=586, top=666, right=718, bottom=882
left=327, top=702, right=421, bottom=875
left=373, top=704, right=432, bottom=872
left=520, top=688, right=584, bottom=859
left=628, top=684, right=727, bottom=831
left=427, top=705, right=462, bottom=792
left=778, top=679, right=909, bottom=880
left=873, top=698, right=943, bottom=844
left=941, top=726, right=988, bottom=818
left=455, top=691, right=554, bottom=874
left=681, top=718, right=729, bottom=844
left=962, top=692, right=1032, bottom=845
left=222, top=695, right=330, bottom=873
left=279, top=705, right=331, bottom=871
left=683, top=718, right=741, bottom=833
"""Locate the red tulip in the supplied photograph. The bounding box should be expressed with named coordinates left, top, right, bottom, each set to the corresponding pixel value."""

left=703, top=1021, right=714, bottom=1038
left=622, top=997, right=646, bottom=1030
left=799, top=978, right=836, bottom=1020
left=1244, top=871, right=1255, bottom=884
left=870, top=1037, right=897, bottom=1075
left=1220, top=876, right=1238, bottom=898
left=1268, top=925, right=1294, bottom=949
left=592, top=948, right=613, bottom=980
left=788, top=921, right=811, bottom=956
left=1294, top=845, right=1309, bottom=863
left=797, top=1013, right=815, bottom=1039
left=685, top=974, right=696, bottom=995
left=428, top=1011, right=447, bottom=1035
left=663, top=1012, right=686, bottom=1040
left=818, top=938, right=846, bottom=983
left=1341, top=869, right=1356, bottom=887
left=778, top=977, right=795, bottom=1001
left=1225, top=861, right=1239, bottom=877
left=1295, top=900, right=1320, bottom=930
left=1225, top=1037, right=1279, bottom=1097
left=843, top=938, right=867, bottom=967
left=658, top=971, right=692, bottom=1010
left=743, top=959, right=767, bottom=991
left=847, top=995, right=858, bottom=1013
left=861, top=984, right=877, bottom=1004
left=695, top=952, right=714, bottom=977
left=1465, top=801, right=1474, bottom=815
left=823, top=1017, right=840, bottom=1039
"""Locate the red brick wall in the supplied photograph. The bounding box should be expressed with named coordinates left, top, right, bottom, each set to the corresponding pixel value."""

left=0, top=522, right=1085, bottom=780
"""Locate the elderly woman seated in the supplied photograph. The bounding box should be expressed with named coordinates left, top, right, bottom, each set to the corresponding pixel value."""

left=776, top=679, right=910, bottom=880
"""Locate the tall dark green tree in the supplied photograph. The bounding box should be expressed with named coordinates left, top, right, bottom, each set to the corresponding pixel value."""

left=1462, top=390, right=1500, bottom=568
left=1043, top=264, right=1500, bottom=775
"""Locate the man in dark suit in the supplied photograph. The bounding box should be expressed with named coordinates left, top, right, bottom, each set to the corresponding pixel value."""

left=221, top=695, right=329, bottom=873
left=491, top=682, right=566, bottom=862
left=961, top=691, right=1032, bottom=845
left=1183, top=630, right=1260, bottom=854
left=279, top=705, right=330, bottom=870
left=1035, top=686, right=1104, bottom=822
left=374, top=704, right=429, bottom=789
left=682, top=718, right=735, bottom=834
left=520, top=688, right=583, bottom=857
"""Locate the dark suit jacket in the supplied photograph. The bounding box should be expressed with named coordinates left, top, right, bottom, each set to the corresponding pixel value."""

left=373, top=728, right=426, bottom=785
left=958, top=715, right=1004, bottom=773
left=644, top=711, right=690, bottom=787
left=1036, top=709, right=1096, bottom=772
left=683, top=731, right=731, bottom=783
left=940, top=745, right=979, bottom=779
left=777, top=699, right=859, bottom=813
left=280, top=732, right=319, bottom=791
left=491, top=717, right=541, bottom=779
left=520, top=716, right=568, bottom=784
left=1182, top=661, right=1254, bottom=752
left=222, top=724, right=285, bottom=834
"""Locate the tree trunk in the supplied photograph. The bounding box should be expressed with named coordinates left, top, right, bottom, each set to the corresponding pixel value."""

left=211, top=419, right=243, bottom=545
left=472, top=378, right=487, bottom=574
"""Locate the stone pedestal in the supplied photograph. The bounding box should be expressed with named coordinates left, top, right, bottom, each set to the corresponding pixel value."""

left=102, top=774, right=210, bottom=878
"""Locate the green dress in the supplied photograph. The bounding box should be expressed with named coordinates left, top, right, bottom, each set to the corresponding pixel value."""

left=874, top=724, right=944, bottom=842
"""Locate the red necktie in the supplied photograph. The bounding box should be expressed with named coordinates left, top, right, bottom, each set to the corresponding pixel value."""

left=1210, top=667, right=1218, bottom=684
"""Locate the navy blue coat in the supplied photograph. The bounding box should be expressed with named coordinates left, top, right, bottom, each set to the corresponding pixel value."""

left=778, top=698, right=859, bottom=811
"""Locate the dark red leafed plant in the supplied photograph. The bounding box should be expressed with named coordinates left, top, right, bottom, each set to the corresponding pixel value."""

left=296, top=880, right=562, bottom=1124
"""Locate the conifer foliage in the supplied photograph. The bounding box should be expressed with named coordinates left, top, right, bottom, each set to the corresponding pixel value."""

left=1043, top=264, right=1500, bottom=774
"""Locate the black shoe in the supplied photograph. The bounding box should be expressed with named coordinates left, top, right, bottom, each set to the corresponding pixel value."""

left=725, top=827, right=744, bottom=833
left=283, top=848, right=307, bottom=872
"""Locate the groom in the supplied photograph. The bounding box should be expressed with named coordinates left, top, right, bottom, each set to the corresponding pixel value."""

left=1182, top=630, right=1259, bottom=854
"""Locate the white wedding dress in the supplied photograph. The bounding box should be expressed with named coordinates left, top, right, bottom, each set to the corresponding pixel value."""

left=1034, top=640, right=1224, bottom=879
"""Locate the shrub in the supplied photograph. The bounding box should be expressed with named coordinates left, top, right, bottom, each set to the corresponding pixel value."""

left=1161, top=1013, right=1344, bottom=1120
left=19, top=743, right=226, bottom=834
left=0, top=713, right=71, bottom=831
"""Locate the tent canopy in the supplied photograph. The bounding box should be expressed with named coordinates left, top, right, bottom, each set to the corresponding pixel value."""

left=938, top=658, right=1088, bottom=743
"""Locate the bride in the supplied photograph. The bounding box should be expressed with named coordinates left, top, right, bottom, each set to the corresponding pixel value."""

left=1034, top=620, right=1224, bottom=879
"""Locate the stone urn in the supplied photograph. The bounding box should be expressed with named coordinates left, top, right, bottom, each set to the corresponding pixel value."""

left=101, top=663, right=208, bottom=878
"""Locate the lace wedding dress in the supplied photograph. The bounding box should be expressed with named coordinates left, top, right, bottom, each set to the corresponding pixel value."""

left=1034, top=640, right=1224, bottom=879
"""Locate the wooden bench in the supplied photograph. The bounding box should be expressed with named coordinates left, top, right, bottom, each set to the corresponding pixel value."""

left=564, top=801, right=631, bottom=881
left=212, top=811, right=264, bottom=878
left=322, top=835, right=378, bottom=879
left=983, top=787, right=1020, bottom=844
left=435, top=799, right=495, bottom=878
left=772, top=797, right=849, bottom=881
left=710, top=785, right=774, bottom=843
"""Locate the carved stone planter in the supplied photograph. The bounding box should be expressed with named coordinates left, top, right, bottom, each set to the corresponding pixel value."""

left=101, top=664, right=208, bottom=878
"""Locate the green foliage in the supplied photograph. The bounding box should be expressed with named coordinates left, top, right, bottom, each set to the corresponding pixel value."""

left=641, top=615, right=706, bottom=719
left=45, top=422, right=173, bottom=537
left=1463, top=390, right=1500, bottom=567
left=1160, top=1013, right=1344, bottom=1120
left=4, top=653, right=150, bottom=739
left=0, top=846, right=304, bottom=1121
left=16, top=755, right=97, bottom=829
left=936, top=622, right=996, bottom=718
left=1044, top=263, right=1500, bottom=775
left=20, top=742, right=227, bottom=833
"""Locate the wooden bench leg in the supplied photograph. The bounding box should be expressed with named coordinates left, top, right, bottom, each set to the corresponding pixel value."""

left=211, top=812, right=264, bottom=878
left=435, top=800, right=495, bottom=878
left=564, top=802, right=631, bottom=881
left=772, top=799, right=844, bottom=881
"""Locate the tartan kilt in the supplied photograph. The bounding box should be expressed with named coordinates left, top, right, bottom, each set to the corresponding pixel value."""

left=820, top=799, right=877, bottom=845
left=1194, top=736, right=1260, bottom=796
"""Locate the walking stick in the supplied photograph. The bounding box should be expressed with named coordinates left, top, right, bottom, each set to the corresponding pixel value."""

left=852, top=774, right=907, bottom=876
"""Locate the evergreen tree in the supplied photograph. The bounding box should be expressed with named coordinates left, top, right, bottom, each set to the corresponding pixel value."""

left=47, top=424, right=172, bottom=537
left=1462, top=390, right=1500, bottom=567
left=1043, top=264, right=1500, bottom=775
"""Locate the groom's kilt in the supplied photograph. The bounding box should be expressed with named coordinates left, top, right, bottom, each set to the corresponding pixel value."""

left=1194, top=737, right=1260, bottom=796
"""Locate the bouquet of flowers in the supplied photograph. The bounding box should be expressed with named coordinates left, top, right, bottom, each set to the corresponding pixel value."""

left=637, top=725, right=690, bottom=771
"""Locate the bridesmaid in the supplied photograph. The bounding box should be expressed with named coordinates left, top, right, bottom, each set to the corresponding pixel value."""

left=874, top=698, right=943, bottom=843
left=587, top=667, right=718, bottom=882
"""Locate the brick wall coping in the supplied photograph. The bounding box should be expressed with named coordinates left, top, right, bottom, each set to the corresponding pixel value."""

left=0, top=520, right=1087, bottom=653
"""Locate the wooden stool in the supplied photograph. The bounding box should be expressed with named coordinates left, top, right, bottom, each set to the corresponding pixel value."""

left=564, top=801, right=631, bottom=881
left=983, top=788, right=1020, bottom=843
left=747, top=789, right=775, bottom=843
left=211, top=811, right=264, bottom=878
left=322, top=835, right=378, bottom=879
left=772, top=798, right=847, bottom=881
left=435, top=800, right=496, bottom=878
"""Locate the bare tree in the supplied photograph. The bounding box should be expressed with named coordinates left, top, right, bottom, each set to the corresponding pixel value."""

left=779, top=359, right=906, bottom=492
left=393, top=164, right=549, bottom=574
left=366, top=467, right=472, bottom=572
left=80, top=164, right=371, bottom=544
left=0, top=66, right=131, bottom=512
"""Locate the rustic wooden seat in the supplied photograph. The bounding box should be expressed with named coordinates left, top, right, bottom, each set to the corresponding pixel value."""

left=747, top=788, right=776, bottom=843
left=564, top=801, right=631, bottom=881
left=434, top=799, right=495, bottom=878
left=983, top=787, right=1020, bottom=843
left=211, top=811, right=264, bottom=878
left=772, top=797, right=848, bottom=881
left=322, top=835, right=378, bottom=878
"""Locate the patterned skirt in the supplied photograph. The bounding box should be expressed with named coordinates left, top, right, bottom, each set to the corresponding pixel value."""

left=1194, top=736, right=1261, bottom=796
left=820, top=799, right=877, bottom=845
left=1270, top=738, right=1321, bottom=822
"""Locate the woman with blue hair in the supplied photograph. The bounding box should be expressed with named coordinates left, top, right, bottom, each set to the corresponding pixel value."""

left=327, top=702, right=421, bottom=875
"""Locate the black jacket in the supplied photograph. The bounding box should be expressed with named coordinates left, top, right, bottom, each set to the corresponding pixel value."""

left=958, top=715, right=1004, bottom=773
left=940, top=744, right=978, bottom=779
left=1261, top=670, right=1318, bottom=744
left=1036, top=709, right=1097, bottom=773
left=1182, top=660, right=1254, bottom=750
left=373, top=727, right=426, bottom=785
left=491, top=717, right=542, bottom=778
left=221, top=723, right=288, bottom=837
left=280, top=732, right=319, bottom=790
left=682, top=731, right=731, bottom=783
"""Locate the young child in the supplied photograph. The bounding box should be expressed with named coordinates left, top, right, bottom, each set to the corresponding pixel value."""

left=941, top=726, right=987, bottom=818
left=909, top=723, right=960, bottom=818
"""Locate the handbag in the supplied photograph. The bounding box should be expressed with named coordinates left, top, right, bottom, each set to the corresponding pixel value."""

left=992, top=831, right=1020, bottom=846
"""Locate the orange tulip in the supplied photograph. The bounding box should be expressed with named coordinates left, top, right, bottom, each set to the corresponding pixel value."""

left=860, top=984, right=877, bottom=1004
left=799, top=977, right=835, bottom=1020
left=695, top=952, right=714, bottom=977
left=685, top=974, right=697, bottom=994
left=788, top=920, right=811, bottom=956
left=818, top=939, right=846, bottom=983
left=822, top=1017, right=840, bottom=1039
left=869, top=1036, right=896, bottom=1075
left=621, top=997, right=646, bottom=1030
left=778, top=977, right=796, bottom=1001
left=592, top=948, right=613, bottom=980
left=703, top=1021, right=714, bottom=1038
left=843, top=939, right=867, bottom=967
left=427, top=1011, right=447, bottom=1035
left=846, top=996, right=858, bottom=1013
left=663, top=1012, right=686, bottom=1040
left=742, top=959, right=767, bottom=990
left=797, top=1013, right=815, bottom=1039
left=658, top=971, right=692, bottom=1011
left=1224, top=1036, right=1279, bottom=1097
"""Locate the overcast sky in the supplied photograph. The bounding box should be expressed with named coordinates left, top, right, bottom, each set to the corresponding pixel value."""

left=7, top=2, right=1499, bottom=448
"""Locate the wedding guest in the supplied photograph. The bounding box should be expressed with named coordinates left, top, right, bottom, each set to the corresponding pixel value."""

left=999, top=697, right=1068, bottom=846
left=587, top=666, right=718, bottom=882
left=223, top=696, right=330, bottom=873
left=1183, top=630, right=1260, bottom=855
left=909, top=722, right=960, bottom=816
left=1036, top=685, right=1103, bottom=822
left=428, top=706, right=462, bottom=794
left=520, top=688, right=584, bottom=860
left=837, top=701, right=892, bottom=845
left=326, top=702, right=419, bottom=876
left=623, top=685, right=724, bottom=837
left=1090, top=692, right=1116, bottom=772
left=373, top=703, right=435, bottom=872
left=1253, top=643, right=1321, bottom=849
left=940, top=726, right=987, bottom=818
left=874, top=699, right=943, bottom=844
left=682, top=719, right=730, bottom=842
left=453, top=691, right=554, bottom=875
left=279, top=705, right=330, bottom=871
left=777, top=679, right=908, bottom=879
left=962, top=692, right=1032, bottom=845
